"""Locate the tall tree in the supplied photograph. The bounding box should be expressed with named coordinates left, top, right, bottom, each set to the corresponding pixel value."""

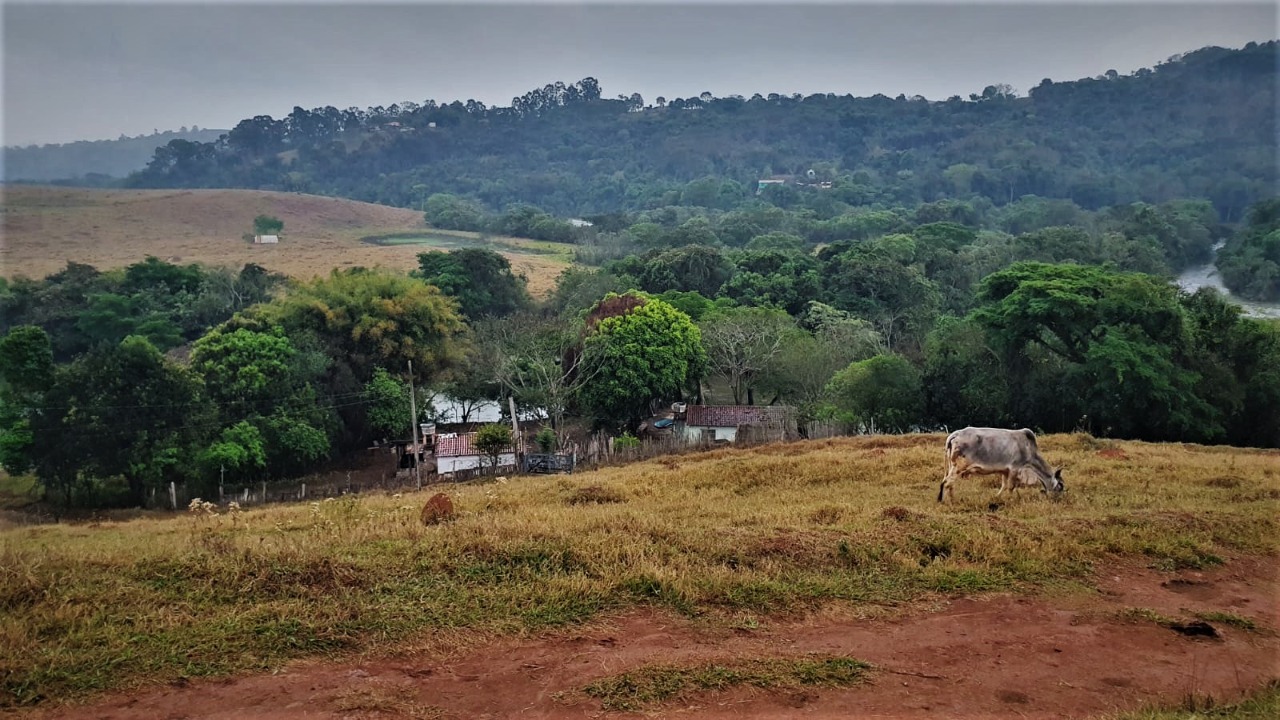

left=824, top=354, right=924, bottom=433
left=972, top=262, right=1220, bottom=441
left=257, top=268, right=469, bottom=387
left=32, top=336, right=211, bottom=506
left=699, top=306, right=797, bottom=405
left=415, top=248, right=532, bottom=320
left=578, top=293, right=707, bottom=430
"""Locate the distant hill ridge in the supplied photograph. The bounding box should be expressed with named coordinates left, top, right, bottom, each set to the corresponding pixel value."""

left=4, top=128, right=228, bottom=182
left=13, top=41, right=1279, bottom=221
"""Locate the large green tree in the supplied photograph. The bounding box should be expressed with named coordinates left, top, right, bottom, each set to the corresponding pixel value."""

left=190, top=323, right=335, bottom=480
left=0, top=326, right=55, bottom=475
left=415, top=248, right=531, bottom=319
left=699, top=306, right=797, bottom=405
left=256, top=268, right=469, bottom=387
left=32, top=336, right=211, bottom=506
left=578, top=293, right=707, bottom=430
left=972, top=262, right=1221, bottom=441
left=824, top=354, right=924, bottom=433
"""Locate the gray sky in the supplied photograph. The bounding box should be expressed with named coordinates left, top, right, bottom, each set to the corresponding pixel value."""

left=3, top=1, right=1276, bottom=147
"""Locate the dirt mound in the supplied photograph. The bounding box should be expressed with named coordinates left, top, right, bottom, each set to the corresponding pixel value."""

left=419, top=493, right=455, bottom=525
left=28, top=554, right=1278, bottom=719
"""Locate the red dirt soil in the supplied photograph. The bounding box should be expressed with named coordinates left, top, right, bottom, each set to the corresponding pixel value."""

left=20, top=555, right=1280, bottom=720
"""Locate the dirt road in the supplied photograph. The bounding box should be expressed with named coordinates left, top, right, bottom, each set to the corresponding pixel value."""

left=21, top=556, right=1279, bottom=719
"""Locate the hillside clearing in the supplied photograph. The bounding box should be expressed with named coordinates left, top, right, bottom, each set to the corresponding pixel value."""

left=0, top=187, right=570, bottom=296
left=2, top=433, right=1277, bottom=715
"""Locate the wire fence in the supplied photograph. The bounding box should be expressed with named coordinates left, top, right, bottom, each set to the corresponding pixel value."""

left=13, top=417, right=873, bottom=521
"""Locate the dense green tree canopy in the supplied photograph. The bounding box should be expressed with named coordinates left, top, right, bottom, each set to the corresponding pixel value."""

left=824, top=354, right=924, bottom=433
left=414, top=248, right=531, bottom=320
left=123, top=44, right=1276, bottom=222
left=32, top=336, right=210, bottom=505
left=255, top=268, right=469, bottom=386
left=972, top=263, right=1224, bottom=441
left=1218, top=199, right=1280, bottom=301
left=579, top=293, right=707, bottom=430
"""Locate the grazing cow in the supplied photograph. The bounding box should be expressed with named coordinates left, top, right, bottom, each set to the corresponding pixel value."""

left=938, top=427, right=1064, bottom=503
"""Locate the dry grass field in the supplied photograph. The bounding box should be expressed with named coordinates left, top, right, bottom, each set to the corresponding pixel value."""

left=0, top=186, right=570, bottom=296
left=2, top=433, right=1278, bottom=717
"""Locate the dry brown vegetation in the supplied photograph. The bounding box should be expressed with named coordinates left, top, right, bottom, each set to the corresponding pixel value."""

left=1, top=433, right=1277, bottom=710
left=0, top=187, right=568, bottom=296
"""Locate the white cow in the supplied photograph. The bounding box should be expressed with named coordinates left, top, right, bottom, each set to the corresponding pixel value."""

left=938, top=427, right=1065, bottom=503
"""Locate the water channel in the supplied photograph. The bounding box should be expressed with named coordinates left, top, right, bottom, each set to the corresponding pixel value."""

left=1175, top=243, right=1280, bottom=320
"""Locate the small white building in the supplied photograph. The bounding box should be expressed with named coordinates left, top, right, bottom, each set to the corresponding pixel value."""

left=253, top=234, right=279, bottom=244
left=435, top=432, right=518, bottom=475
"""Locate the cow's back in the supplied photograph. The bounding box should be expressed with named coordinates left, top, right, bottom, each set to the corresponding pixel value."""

left=947, top=427, right=1039, bottom=468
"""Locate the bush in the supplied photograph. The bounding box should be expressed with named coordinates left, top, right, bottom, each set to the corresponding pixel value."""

left=824, top=354, right=923, bottom=433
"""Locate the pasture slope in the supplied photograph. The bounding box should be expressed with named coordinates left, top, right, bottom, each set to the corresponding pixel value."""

left=3, top=433, right=1278, bottom=719
left=0, top=187, right=569, bottom=295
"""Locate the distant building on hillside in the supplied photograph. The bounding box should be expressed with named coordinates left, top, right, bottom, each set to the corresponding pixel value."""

left=757, top=176, right=792, bottom=193
left=568, top=218, right=594, bottom=228
left=253, top=234, right=279, bottom=244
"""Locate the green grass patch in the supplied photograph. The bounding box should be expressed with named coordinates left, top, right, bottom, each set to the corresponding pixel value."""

left=1109, top=679, right=1280, bottom=719
left=1117, top=607, right=1182, bottom=627
left=1193, top=611, right=1261, bottom=633
left=582, top=656, right=870, bottom=711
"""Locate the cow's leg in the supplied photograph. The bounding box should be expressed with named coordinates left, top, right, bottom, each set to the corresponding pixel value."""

left=938, top=456, right=956, bottom=503
left=996, top=469, right=1016, bottom=497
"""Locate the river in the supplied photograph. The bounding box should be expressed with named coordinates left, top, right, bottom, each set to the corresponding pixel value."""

left=1175, top=243, right=1280, bottom=320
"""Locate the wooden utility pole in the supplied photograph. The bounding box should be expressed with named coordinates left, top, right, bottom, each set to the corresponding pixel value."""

left=508, top=396, right=521, bottom=473
left=408, top=360, right=422, bottom=490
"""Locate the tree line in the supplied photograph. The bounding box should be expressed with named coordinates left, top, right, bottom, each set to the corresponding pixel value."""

left=3, top=197, right=1278, bottom=508
left=123, top=43, right=1274, bottom=224
left=118, top=42, right=1277, bottom=299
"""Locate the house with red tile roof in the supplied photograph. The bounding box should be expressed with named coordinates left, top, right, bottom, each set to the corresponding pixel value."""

left=680, top=405, right=798, bottom=443
left=435, top=432, right=523, bottom=475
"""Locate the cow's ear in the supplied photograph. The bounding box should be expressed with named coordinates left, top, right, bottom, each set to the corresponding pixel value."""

left=1054, top=468, right=1063, bottom=480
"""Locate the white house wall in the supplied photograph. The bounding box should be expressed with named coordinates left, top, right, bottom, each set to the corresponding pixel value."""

left=438, top=452, right=516, bottom=474
left=680, top=426, right=736, bottom=443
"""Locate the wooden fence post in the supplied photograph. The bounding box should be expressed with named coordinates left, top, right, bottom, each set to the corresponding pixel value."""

left=301, top=483, right=306, bottom=500
left=169, top=481, right=177, bottom=511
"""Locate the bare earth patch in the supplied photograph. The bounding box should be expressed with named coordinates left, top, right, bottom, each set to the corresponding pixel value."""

left=23, top=554, right=1278, bottom=720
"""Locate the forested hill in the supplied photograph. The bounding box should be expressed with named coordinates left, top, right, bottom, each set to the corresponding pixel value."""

left=127, top=42, right=1275, bottom=221
left=4, top=128, right=227, bottom=183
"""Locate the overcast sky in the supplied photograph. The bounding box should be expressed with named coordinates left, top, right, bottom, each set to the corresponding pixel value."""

left=2, top=1, right=1276, bottom=147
